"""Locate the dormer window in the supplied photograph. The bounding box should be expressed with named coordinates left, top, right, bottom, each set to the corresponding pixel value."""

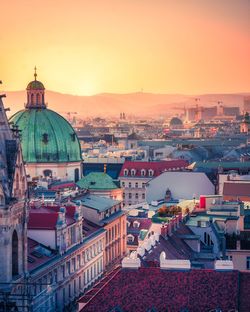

left=124, top=169, right=128, bottom=176
left=133, top=220, right=140, bottom=228
left=148, top=169, right=154, bottom=177
left=71, top=133, right=76, bottom=142
left=141, top=169, right=146, bottom=176
left=131, top=169, right=136, bottom=176
left=127, top=234, right=134, bottom=243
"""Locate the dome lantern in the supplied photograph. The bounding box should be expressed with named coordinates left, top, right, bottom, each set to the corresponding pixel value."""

left=25, top=67, right=46, bottom=109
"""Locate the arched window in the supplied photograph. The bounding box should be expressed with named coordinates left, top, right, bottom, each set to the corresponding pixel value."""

left=141, top=169, right=146, bottom=176
left=31, top=94, right=34, bottom=105
left=74, top=168, right=79, bottom=182
left=36, top=93, right=40, bottom=104
left=12, top=230, right=19, bottom=276
left=148, top=169, right=154, bottom=177
left=124, top=169, right=128, bottom=176
left=43, top=169, right=52, bottom=178
left=131, top=169, right=136, bottom=176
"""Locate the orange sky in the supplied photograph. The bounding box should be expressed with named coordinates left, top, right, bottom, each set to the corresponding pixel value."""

left=1, top=0, right=249, bottom=95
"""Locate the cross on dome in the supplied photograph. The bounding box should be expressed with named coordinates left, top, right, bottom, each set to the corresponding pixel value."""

left=34, top=66, right=37, bottom=81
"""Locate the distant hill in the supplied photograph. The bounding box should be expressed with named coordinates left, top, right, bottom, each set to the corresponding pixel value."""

left=2, top=90, right=249, bottom=118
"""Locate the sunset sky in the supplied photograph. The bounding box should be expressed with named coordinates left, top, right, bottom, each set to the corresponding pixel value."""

left=1, top=0, right=249, bottom=95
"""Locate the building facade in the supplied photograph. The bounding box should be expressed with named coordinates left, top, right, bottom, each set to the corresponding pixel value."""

left=119, top=160, right=188, bottom=207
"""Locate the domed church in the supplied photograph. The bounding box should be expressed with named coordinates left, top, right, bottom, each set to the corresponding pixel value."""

left=10, top=68, right=82, bottom=182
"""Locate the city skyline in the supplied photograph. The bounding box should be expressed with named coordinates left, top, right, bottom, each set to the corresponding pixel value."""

left=1, top=0, right=249, bottom=96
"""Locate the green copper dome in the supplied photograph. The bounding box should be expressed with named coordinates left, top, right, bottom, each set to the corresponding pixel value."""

left=26, top=80, right=45, bottom=90
left=9, top=109, right=82, bottom=163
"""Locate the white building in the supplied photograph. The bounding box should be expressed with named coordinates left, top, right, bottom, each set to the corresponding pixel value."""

left=146, top=171, right=215, bottom=203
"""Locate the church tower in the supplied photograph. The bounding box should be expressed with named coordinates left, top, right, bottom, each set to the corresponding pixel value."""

left=0, top=83, right=28, bottom=284
left=25, top=67, right=46, bottom=109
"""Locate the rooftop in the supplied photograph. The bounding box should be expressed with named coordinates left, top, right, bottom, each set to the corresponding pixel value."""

left=119, top=160, right=188, bottom=178
left=223, top=181, right=250, bottom=197
left=79, top=268, right=250, bottom=312
left=77, top=172, right=118, bottom=190
left=189, top=161, right=250, bottom=170
left=28, top=205, right=78, bottom=229
left=77, top=194, right=121, bottom=212
left=27, top=238, right=57, bottom=272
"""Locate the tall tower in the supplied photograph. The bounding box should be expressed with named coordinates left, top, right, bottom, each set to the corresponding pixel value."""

left=0, top=84, right=28, bottom=284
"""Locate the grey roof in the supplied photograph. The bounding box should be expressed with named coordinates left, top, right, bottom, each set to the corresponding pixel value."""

left=78, top=194, right=121, bottom=212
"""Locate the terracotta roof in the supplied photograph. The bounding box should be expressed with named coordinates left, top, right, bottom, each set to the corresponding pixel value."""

left=127, top=217, right=152, bottom=232
left=79, top=268, right=247, bottom=312
left=223, top=181, right=250, bottom=197
left=28, top=213, right=59, bottom=230
left=28, top=205, right=76, bottom=229
left=119, top=160, right=188, bottom=178
left=49, top=181, right=76, bottom=190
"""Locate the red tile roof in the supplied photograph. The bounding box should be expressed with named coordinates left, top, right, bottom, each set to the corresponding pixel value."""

left=223, top=181, right=250, bottom=197
left=49, top=181, right=76, bottom=190
left=28, top=205, right=76, bottom=229
left=127, top=217, right=152, bottom=231
left=79, top=268, right=246, bottom=312
left=28, top=213, right=59, bottom=230
left=119, top=160, right=188, bottom=178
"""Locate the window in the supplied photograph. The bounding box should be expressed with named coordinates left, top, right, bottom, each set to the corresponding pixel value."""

left=67, top=262, right=71, bottom=275
left=77, top=255, right=81, bottom=268
left=54, top=269, right=58, bottom=283
left=135, top=182, right=138, bottom=188
left=141, top=169, right=146, bottom=176
left=128, top=193, right=132, bottom=199
left=127, top=235, right=134, bottom=242
left=72, top=258, right=76, bottom=271
left=62, top=265, right=65, bottom=278
left=142, top=183, right=145, bottom=188
left=247, top=257, right=250, bottom=270
left=131, top=169, right=136, bottom=176
left=124, top=169, right=128, bottom=176
left=123, top=192, right=125, bottom=199
left=135, top=193, right=138, bottom=199
left=122, top=182, right=125, bottom=187
left=142, top=193, right=145, bottom=200
left=63, top=288, right=65, bottom=303
left=148, top=169, right=154, bottom=177
left=133, top=221, right=140, bottom=228
left=128, top=182, right=132, bottom=188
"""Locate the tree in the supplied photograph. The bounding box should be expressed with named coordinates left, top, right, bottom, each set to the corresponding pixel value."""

left=158, top=205, right=168, bottom=217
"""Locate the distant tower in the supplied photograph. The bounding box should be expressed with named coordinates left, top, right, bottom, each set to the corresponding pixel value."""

left=240, top=112, right=250, bottom=133
left=0, top=86, right=28, bottom=284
